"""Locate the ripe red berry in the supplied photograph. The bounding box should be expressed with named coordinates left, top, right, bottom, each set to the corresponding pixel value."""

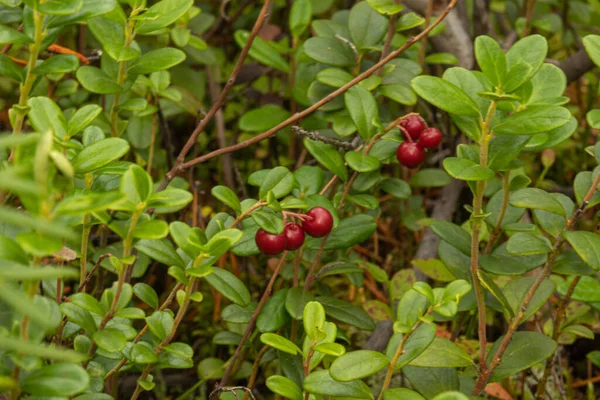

left=399, top=116, right=426, bottom=140
left=255, top=229, right=287, bottom=255
left=284, top=222, right=305, bottom=250
left=303, top=207, right=334, bottom=238
left=396, top=141, right=425, bottom=168
left=419, top=127, right=442, bottom=149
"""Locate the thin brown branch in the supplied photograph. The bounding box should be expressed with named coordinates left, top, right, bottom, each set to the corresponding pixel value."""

left=157, top=0, right=273, bottom=191
left=473, top=172, right=600, bottom=394
left=177, top=0, right=459, bottom=173
left=215, top=252, right=288, bottom=393
left=291, top=126, right=356, bottom=150
left=79, top=253, right=111, bottom=294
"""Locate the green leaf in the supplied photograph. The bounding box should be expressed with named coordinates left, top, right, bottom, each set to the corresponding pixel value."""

left=348, top=1, right=388, bottom=49
left=345, top=85, right=378, bottom=140
left=0, top=54, right=24, bottom=81
left=487, top=332, right=557, bottom=382
left=314, top=342, right=346, bottom=356
left=474, top=35, right=507, bottom=87
left=28, top=96, right=66, bottom=138
left=257, top=289, right=289, bottom=332
left=477, top=270, right=514, bottom=317
left=345, top=152, right=380, bottom=172
left=76, top=66, right=122, bottom=94
left=526, top=64, right=566, bottom=105
left=303, top=301, right=326, bottom=340
left=583, top=34, right=600, bottom=68
left=266, top=375, right=303, bottom=400
left=205, top=267, right=251, bottom=306
left=330, top=350, right=389, bottom=381
left=0, top=283, right=57, bottom=331
left=133, top=219, right=169, bottom=239
left=587, top=110, right=600, bottom=129
left=121, top=164, right=154, bottom=206
left=503, top=61, right=533, bottom=92
left=367, top=0, right=404, bottom=15
left=574, top=171, right=600, bottom=208
left=211, top=186, right=241, bottom=212
left=135, top=239, right=185, bottom=268
left=316, top=296, right=376, bottom=330
left=251, top=210, right=284, bottom=234
left=563, top=231, right=600, bottom=271
left=388, top=323, right=436, bottom=369
left=432, top=393, right=470, bottom=400
left=411, top=169, right=452, bottom=187
left=0, top=207, right=77, bottom=240
left=128, top=48, right=186, bottom=75
left=260, top=333, right=301, bottom=355
left=289, top=0, right=312, bottom=37
left=33, top=54, right=79, bottom=75
left=38, top=0, right=82, bottom=15
left=443, top=157, right=494, bottom=181
left=317, top=67, right=354, bottom=87
left=55, top=191, right=125, bottom=216
left=493, top=106, right=571, bottom=135
left=21, top=363, right=89, bottom=396
left=0, top=335, right=87, bottom=363
left=285, top=287, right=315, bottom=319
left=397, top=12, right=425, bottom=31
left=411, top=76, right=481, bottom=117
left=411, top=259, right=455, bottom=282
left=430, top=221, right=471, bottom=255
left=147, top=188, right=193, bottom=212
left=239, top=104, right=290, bottom=132
left=260, top=166, right=295, bottom=199
left=303, top=37, right=356, bottom=67
left=131, top=342, right=158, bottom=364
left=67, top=104, right=102, bottom=137
left=135, top=0, right=194, bottom=34
left=234, top=30, right=290, bottom=72
left=93, top=328, right=127, bottom=352
left=408, top=337, right=472, bottom=368
left=304, top=370, right=373, bottom=399
left=383, top=388, right=425, bottom=400
left=509, top=187, right=566, bottom=215
left=380, top=178, right=411, bottom=199
left=506, top=34, right=547, bottom=78
left=0, top=24, right=32, bottom=44
left=133, top=283, right=159, bottom=309
left=304, top=138, right=348, bottom=182
left=314, top=214, right=376, bottom=250
left=503, top=277, right=555, bottom=321
left=506, top=232, right=552, bottom=256
left=424, top=52, right=458, bottom=65
left=558, top=276, right=600, bottom=303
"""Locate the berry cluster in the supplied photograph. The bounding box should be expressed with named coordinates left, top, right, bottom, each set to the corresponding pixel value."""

left=255, top=207, right=333, bottom=255
left=395, top=115, right=442, bottom=168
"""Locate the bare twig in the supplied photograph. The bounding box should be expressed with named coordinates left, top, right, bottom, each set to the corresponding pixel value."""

left=291, top=126, right=356, bottom=150
left=157, top=0, right=273, bottom=191
left=79, top=253, right=111, bottom=294
left=170, top=0, right=459, bottom=176
left=473, top=172, right=600, bottom=394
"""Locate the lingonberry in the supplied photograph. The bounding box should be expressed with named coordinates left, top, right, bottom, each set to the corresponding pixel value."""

left=418, top=127, right=442, bottom=149
left=399, top=115, right=426, bottom=140
left=284, top=222, right=305, bottom=250
left=255, top=229, right=287, bottom=255
left=303, top=207, right=334, bottom=238
left=396, top=141, right=425, bottom=168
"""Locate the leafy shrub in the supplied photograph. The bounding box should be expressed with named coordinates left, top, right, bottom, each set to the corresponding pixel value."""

left=0, top=0, right=599, bottom=399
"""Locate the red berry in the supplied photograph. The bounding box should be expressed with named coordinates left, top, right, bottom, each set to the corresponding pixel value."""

left=303, top=207, right=334, bottom=238
left=255, top=229, right=287, bottom=255
left=284, top=222, right=305, bottom=250
left=419, top=127, right=442, bottom=149
left=396, top=141, right=425, bottom=168
left=399, top=116, right=426, bottom=140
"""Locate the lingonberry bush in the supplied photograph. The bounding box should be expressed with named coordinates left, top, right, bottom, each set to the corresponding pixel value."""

left=1, top=0, right=600, bottom=399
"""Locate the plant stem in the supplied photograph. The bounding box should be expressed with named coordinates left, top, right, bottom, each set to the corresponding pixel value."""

left=109, top=13, right=138, bottom=137
left=535, top=275, right=582, bottom=398
left=231, top=201, right=267, bottom=227
left=79, top=173, right=93, bottom=288
left=147, top=101, right=159, bottom=173
left=85, top=210, right=141, bottom=367
left=484, top=171, right=510, bottom=254
left=216, top=252, right=288, bottom=392
left=243, top=345, right=270, bottom=400
left=378, top=311, right=431, bottom=399
left=473, top=171, right=600, bottom=394
left=471, top=101, right=497, bottom=373
left=104, top=282, right=183, bottom=379
left=131, top=277, right=197, bottom=400
left=8, top=9, right=44, bottom=162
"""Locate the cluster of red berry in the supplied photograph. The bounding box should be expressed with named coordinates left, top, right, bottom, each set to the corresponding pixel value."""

left=255, top=207, right=334, bottom=255
left=395, top=115, right=442, bottom=168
